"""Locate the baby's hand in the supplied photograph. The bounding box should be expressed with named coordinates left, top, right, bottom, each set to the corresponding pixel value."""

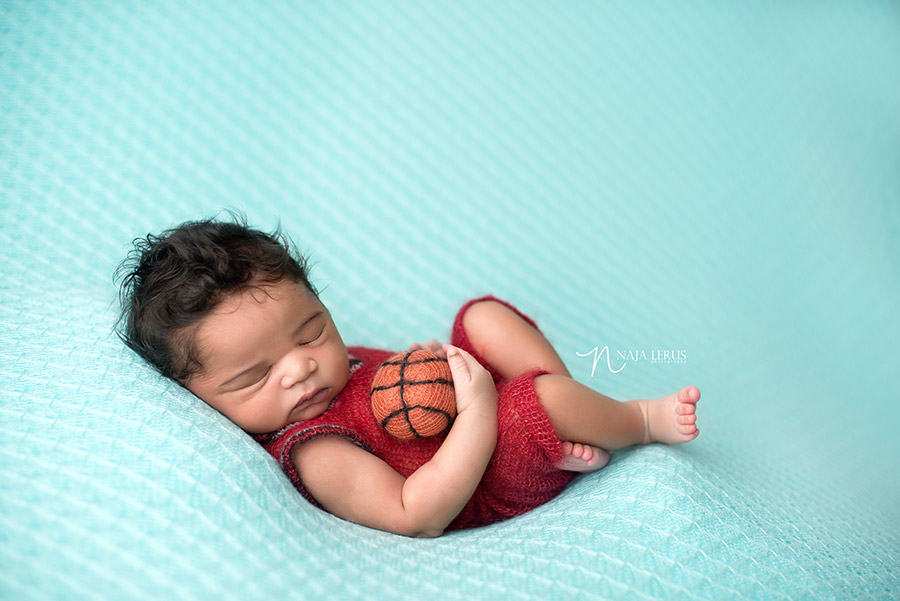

left=410, top=339, right=447, bottom=358
left=442, top=344, right=497, bottom=416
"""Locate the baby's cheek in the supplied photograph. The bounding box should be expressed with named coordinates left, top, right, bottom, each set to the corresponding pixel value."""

left=225, top=391, right=274, bottom=432
left=331, top=348, right=351, bottom=390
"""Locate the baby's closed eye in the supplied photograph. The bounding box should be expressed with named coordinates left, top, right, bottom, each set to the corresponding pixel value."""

left=298, top=324, right=325, bottom=346
left=295, top=313, right=327, bottom=346
left=235, top=367, right=271, bottom=389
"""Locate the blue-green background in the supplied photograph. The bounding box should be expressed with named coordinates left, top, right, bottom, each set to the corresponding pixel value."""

left=2, top=2, right=898, bottom=599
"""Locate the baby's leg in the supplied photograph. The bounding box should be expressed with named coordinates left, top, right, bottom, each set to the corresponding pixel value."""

left=535, top=375, right=700, bottom=450
left=461, top=299, right=699, bottom=452
left=460, top=299, right=571, bottom=379
left=462, top=300, right=593, bottom=466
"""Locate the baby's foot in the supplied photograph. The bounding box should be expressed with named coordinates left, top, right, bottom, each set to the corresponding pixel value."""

left=556, top=441, right=610, bottom=473
left=636, top=385, right=700, bottom=445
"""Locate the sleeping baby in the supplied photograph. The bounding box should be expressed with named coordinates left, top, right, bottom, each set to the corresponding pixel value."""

left=116, top=215, right=700, bottom=537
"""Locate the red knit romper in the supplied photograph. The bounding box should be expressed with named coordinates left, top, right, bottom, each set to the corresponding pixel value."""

left=254, top=296, right=574, bottom=530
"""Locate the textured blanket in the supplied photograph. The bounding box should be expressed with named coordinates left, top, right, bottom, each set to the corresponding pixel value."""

left=1, top=2, right=898, bottom=599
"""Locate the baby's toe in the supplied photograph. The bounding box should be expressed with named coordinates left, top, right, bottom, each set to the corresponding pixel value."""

left=678, top=419, right=698, bottom=431
left=676, top=403, right=695, bottom=416
left=678, top=385, right=700, bottom=405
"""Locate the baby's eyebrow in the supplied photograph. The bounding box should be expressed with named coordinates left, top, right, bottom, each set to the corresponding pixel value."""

left=215, top=310, right=325, bottom=391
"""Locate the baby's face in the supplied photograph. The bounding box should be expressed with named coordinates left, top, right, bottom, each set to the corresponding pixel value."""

left=185, top=279, right=350, bottom=434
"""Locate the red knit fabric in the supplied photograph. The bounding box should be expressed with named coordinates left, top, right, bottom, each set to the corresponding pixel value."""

left=254, top=296, right=574, bottom=530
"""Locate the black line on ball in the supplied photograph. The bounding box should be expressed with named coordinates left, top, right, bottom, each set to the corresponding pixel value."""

left=371, top=378, right=453, bottom=393
left=380, top=405, right=453, bottom=438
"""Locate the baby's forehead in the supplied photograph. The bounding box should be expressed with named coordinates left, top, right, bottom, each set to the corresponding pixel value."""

left=195, top=281, right=321, bottom=355
left=212, top=280, right=318, bottom=314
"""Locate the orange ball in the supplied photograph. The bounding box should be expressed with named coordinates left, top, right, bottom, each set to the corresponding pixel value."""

left=370, top=349, right=457, bottom=440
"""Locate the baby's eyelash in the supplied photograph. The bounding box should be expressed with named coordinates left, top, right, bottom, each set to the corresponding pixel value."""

left=299, top=326, right=325, bottom=346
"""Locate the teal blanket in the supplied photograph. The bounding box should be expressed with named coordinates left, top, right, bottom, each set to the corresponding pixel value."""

left=2, top=2, right=898, bottom=599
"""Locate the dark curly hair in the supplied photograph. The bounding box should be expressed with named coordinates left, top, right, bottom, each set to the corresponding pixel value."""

left=115, top=213, right=317, bottom=383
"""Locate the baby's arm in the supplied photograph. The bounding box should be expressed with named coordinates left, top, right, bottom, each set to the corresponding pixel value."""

left=292, top=345, right=498, bottom=538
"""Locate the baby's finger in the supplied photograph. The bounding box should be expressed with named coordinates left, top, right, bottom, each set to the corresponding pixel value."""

left=424, top=339, right=447, bottom=357
left=443, top=344, right=472, bottom=385
left=410, top=341, right=446, bottom=358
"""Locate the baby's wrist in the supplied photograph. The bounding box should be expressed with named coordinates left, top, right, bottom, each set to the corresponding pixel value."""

left=456, top=398, right=498, bottom=424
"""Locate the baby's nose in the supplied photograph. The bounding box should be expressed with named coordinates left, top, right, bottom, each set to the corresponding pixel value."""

left=281, top=353, right=316, bottom=388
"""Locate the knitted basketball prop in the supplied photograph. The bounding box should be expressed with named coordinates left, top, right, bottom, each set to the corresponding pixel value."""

left=370, top=349, right=457, bottom=440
